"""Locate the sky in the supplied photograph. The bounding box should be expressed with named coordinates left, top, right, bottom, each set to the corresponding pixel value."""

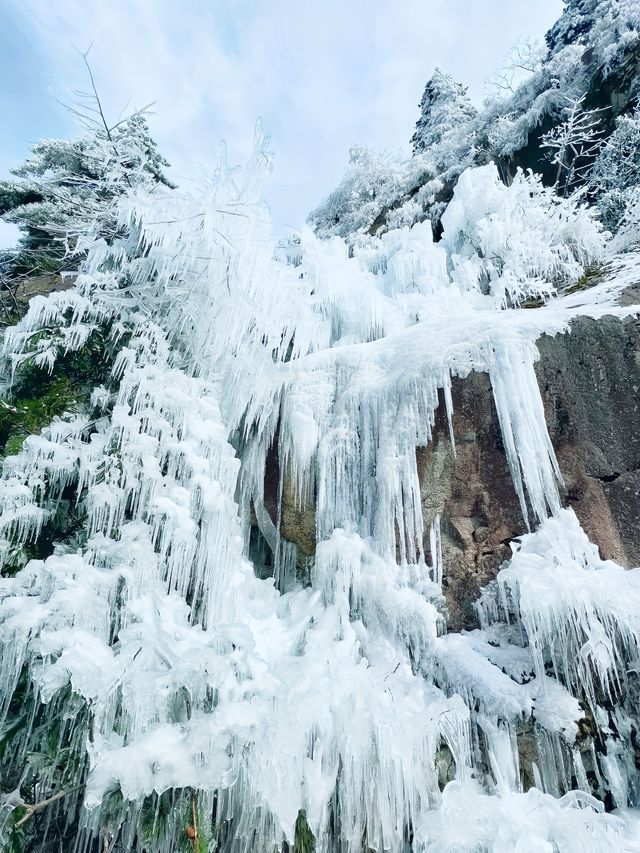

left=1, top=0, right=564, bottom=246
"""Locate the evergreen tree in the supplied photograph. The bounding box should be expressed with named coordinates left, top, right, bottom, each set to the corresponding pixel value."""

left=410, top=68, right=477, bottom=160
left=546, top=0, right=640, bottom=75
left=408, top=69, right=480, bottom=235
left=545, top=0, right=600, bottom=53
left=307, top=146, right=433, bottom=239
left=0, top=111, right=173, bottom=283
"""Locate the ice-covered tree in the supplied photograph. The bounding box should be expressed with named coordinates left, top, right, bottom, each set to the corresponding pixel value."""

left=547, top=0, right=640, bottom=76
left=411, top=69, right=477, bottom=157
left=309, top=71, right=481, bottom=242
left=0, top=105, right=173, bottom=282
left=441, top=163, right=605, bottom=306
left=307, top=146, right=432, bottom=239
left=408, top=69, right=481, bottom=230
left=545, top=0, right=601, bottom=53
left=591, top=104, right=640, bottom=234
left=541, top=95, right=605, bottom=196
left=607, top=190, right=640, bottom=251
left=482, top=0, right=640, bottom=177
left=490, top=38, right=547, bottom=94
left=483, top=44, right=587, bottom=163
left=0, top=75, right=175, bottom=560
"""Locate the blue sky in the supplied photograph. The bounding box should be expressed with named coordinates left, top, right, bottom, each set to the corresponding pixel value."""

left=1, top=0, right=563, bottom=245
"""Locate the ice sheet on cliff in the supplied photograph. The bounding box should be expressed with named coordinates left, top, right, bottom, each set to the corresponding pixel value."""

left=1, top=142, right=640, bottom=851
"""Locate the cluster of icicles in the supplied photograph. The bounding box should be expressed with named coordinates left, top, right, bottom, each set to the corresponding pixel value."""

left=1, top=130, right=640, bottom=851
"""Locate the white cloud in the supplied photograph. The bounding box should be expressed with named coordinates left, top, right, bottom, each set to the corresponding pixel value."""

left=7, top=0, right=563, bottom=229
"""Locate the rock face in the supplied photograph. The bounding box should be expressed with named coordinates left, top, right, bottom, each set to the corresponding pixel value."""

left=419, top=313, right=640, bottom=631
left=0, top=275, right=74, bottom=327
left=537, top=315, right=640, bottom=567
left=260, top=312, right=640, bottom=632
left=417, top=373, right=522, bottom=632
left=262, top=440, right=316, bottom=566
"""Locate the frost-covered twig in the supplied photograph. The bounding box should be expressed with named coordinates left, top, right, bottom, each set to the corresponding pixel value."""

left=14, top=786, right=82, bottom=828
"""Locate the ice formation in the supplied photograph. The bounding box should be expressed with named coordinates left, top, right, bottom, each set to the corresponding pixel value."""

left=1, top=130, right=640, bottom=852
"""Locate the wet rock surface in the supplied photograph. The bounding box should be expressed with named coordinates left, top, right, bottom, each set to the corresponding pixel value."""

left=260, top=311, right=640, bottom=631
left=420, top=313, right=640, bottom=630
left=537, top=315, right=640, bottom=567
left=417, top=373, right=522, bottom=631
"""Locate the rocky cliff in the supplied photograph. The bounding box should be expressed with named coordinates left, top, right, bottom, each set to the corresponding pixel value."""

left=420, top=308, right=640, bottom=630
left=261, top=295, right=640, bottom=633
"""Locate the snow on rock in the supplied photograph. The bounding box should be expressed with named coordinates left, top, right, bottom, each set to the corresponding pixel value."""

left=0, top=127, right=640, bottom=852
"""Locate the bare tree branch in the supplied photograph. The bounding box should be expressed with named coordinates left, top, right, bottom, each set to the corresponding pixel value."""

left=14, top=785, right=83, bottom=829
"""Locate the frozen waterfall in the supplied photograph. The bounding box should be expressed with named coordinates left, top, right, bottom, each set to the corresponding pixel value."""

left=1, top=129, right=640, bottom=852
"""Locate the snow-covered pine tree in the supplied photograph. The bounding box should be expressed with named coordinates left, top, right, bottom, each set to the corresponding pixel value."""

left=410, top=68, right=477, bottom=158
left=0, top=91, right=175, bottom=572
left=0, top=108, right=173, bottom=283
left=306, top=146, right=433, bottom=239
left=409, top=69, right=481, bottom=231
left=545, top=0, right=601, bottom=53
left=309, top=69, right=480, bottom=242
left=546, top=0, right=640, bottom=76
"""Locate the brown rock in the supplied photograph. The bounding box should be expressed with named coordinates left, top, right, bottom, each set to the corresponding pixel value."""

left=419, top=314, right=640, bottom=630
left=418, top=372, right=523, bottom=631
left=259, top=312, right=640, bottom=629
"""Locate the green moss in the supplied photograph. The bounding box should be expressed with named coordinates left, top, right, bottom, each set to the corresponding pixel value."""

left=0, top=375, right=82, bottom=457
left=0, top=324, right=120, bottom=459
left=519, top=265, right=607, bottom=309
left=562, top=264, right=607, bottom=296
left=294, top=809, right=316, bottom=853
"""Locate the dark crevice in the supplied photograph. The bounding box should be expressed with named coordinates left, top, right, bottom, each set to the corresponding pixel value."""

left=595, top=471, right=622, bottom=483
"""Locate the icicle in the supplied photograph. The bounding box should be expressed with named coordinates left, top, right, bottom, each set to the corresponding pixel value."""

left=1, top=134, right=639, bottom=853
left=442, top=370, right=456, bottom=456
left=429, top=514, right=443, bottom=585
left=489, top=338, right=563, bottom=527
